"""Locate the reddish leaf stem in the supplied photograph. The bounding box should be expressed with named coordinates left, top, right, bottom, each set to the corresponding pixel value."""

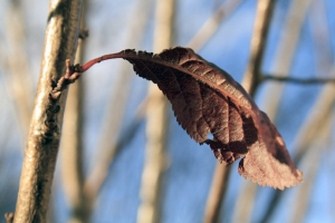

left=79, top=52, right=123, bottom=72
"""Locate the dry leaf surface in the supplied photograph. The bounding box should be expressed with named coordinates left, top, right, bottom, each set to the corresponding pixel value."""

left=80, top=47, right=303, bottom=189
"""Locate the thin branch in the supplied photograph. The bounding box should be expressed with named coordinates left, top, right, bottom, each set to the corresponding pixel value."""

left=202, top=0, right=275, bottom=221
left=257, top=2, right=314, bottom=218
left=261, top=0, right=313, bottom=120
left=4, top=0, right=34, bottom=135
left=60, top=0, right=89, bottom=222
left=262, top=74, right=334, bottom=223
left=137, top=0, right=175, bottom=222
left=309, top=0, right=333, bottom=74
left=187, top=0, right=243, bottom=51
left=231, top=182, right=257, bottom=223
left=259, top=80, right=335, bottom=223
left=202, top=165, right=231, bottom=223
left=262, top=75, right=335, bottom=84
left=232, top=1, right=275, bottom=222
left=289, top=140, right=325, bottom=223
left=13, top=1, right=82, bottom=222
left=242, top=0, right=276, bottom=96
left=4, top=212, right=14, bottom=223
left=84, top=101, right=146, bottom=202
left=83, top=0, right=154, bottom=213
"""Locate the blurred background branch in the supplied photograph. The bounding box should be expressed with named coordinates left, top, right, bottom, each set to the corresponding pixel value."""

left=137, top=0, right=175, bottom=222
left=1, top=0, right=334, bottom=222
left=188, top=0, right=243, bottom=51
left=83, top=0, right=153, bottom=212
left=60, top=0, right=88, bottom=222
left=3, top=0, right=33, bottom=137
left=262, top=0, right=312, bottom=120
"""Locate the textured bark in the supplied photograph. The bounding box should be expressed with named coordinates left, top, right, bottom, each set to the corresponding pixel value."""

left=13, top=1, right=82, bottom=222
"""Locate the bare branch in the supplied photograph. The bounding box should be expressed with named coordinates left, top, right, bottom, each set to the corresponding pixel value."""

left=259, top=79, right=335, bottom=223
left=203, top=165, right=231, bottom=223
left=83, top=0, right=154, bottom=213
left=4, top=212, right=14, bottom=223
left=262, top=75, right=335, bottom=84
left=84, top=101, right=146, bottom=202
left=202, top=0, right=275, bottom=220
left=137, top=0, right=175, bottom=222
left=289, top=137, right=328, bottom=223
left=188, top=0, right=243, bottom=51
left=13, top=1, right=82, bottom=222
left=203, top=1, right=276, bottom=222
left=261, top=0, right=313, bottom=120
left=232, top=1, right=276, bottom=222
left=60, top=0, right=89, bottom=222
left=242, top=0, right=275, bottom=95
left=4, top=0, right=34, bottom=135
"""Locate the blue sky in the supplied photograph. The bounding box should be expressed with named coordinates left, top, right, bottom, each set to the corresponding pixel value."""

left=1, top=0, right=334, bottom=222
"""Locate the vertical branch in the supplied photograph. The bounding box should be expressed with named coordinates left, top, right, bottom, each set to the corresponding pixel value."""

left=187, top=0, right=242, bottom=51
left=202, top=166, right=231, bottom=223
left=262, top=0, right=312, bottom=119
left=203, top=1, right=275, bottom=223
left=83, top=0, right=153, bottom=209
left=289, top=122, right=330, bottom=223
left=309, top=0, right=333, bottom=74
left=231, top=1, right=275, bottom=223
left=241, top=0, right=275, bottom=95
left=13, top=1, right=82, bottom=222
left=137, top=0, right=175, bottom=223
left=60, top=0, right=88, bottom=222
left=259, top=80, right=335, bottom=223
left=260, top=1, right=333, bottom=220
left=4, top=0, right=34, bottom=135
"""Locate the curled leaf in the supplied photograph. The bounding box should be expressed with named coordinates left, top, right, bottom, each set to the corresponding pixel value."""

left=88, top=47, right=303, bottom=189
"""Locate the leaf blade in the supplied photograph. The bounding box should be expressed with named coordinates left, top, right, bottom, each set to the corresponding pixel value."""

left=119, top=47, right=302, bottom=189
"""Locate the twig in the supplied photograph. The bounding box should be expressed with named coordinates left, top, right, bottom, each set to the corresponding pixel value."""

left=50, top=60, right=82, bottom=99
left=4, top=212, right=14, bottom=223
left=242, top=0, right=276, bottom=96
left=262, top=75, right=335, bottom=84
